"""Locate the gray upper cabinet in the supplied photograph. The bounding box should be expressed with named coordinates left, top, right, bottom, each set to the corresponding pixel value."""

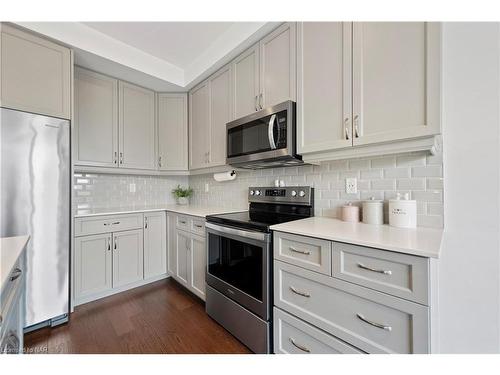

left=118, top=81, right=156, bottom=170
left=0, top=24, right=71, bottom=119
left=352, top=22, right=441, bottom=145
left=260, top=22, right=297, bottom=109
left=297, top=22, right=352, bottom=154
left=157, top=93, right=188, bottom=171
left=208, top=65, right=232, bottom=167
left=189, top=80, right=210, bottom=170
left=74, top=67, right=118, bottom=167
left=232, top=43, right=260, bottom=119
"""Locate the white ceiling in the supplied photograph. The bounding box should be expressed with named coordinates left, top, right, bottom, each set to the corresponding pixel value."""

left=15, top=21, right=280, bottom=91
left=82, top=22, right=237, bottom=69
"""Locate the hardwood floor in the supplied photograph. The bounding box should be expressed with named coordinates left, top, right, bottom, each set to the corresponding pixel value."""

left=24, top=278, right=252, bottom=354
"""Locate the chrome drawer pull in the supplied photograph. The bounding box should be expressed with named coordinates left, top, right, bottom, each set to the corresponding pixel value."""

left=356, top=313, right=392, bottom=331
left=289, top=246, right=311, bottom=255
left=289, top=286, right=310, bottom=298
left=357, top=263, right=392, bottom=275
left=194, top=224, right=203, bottom=228
left=289, top=337, right=311, bottom=353
left=111, top=221, right=120, bottom=225
left=10, top=268, right=22, bottom=281
left=179, top=220, right=187, bottom=225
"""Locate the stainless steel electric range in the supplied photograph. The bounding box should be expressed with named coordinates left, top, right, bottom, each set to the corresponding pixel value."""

left=205, top=186, right=314, bottom=353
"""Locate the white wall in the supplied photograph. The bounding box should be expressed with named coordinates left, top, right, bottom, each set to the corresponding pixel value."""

left=439, top=22, right=500, bottom=353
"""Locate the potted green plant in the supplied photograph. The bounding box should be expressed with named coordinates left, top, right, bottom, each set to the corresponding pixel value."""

left=172, top=185, right=193, bottom=205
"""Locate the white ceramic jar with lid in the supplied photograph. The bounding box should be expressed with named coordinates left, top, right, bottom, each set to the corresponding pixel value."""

left=341, top=202, right=360, bottom=222
left=389, top=193, right=417, bottom=228
left=362, top=197, right=384, bottom=225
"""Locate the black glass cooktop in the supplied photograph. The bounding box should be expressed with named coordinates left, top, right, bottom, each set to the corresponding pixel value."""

left=206, top=203, right=314, bottom=233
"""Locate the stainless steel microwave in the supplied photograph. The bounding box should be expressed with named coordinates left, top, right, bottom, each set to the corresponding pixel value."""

left=226, top=100, right=303, bottom=169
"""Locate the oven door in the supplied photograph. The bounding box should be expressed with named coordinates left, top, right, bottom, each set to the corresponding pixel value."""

left=205, top=222, right=271, bottom=320
left=226, top=101, right=295, bottom=166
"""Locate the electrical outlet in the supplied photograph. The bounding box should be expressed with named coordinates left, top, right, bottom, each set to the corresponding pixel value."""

left=129, top=183, right=136, bottom=193
left=204, top=183, right=210, bottom=193
left=345, top=178, right=357, bottom=194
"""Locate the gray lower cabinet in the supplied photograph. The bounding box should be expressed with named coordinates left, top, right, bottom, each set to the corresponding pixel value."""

left=0, top=243, right=26, bottom=354
left=73, top=212, right=167, bottom=306
left=167, top=212, right=207, bottom=301
left=273, top=231, right=433, bottom=354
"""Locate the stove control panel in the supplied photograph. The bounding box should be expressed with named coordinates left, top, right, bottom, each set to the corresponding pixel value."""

left=248, top=186, right=313, bottom=205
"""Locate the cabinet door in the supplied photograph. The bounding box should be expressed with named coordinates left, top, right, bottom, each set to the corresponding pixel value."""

left=260, top=23, right=297, bottom=108
left=157, top=93, right=188, bottom=171
left=297, top=22, right=353, bottom=154
left=175, top=229, right=190, bottom=287
left=118, top=81, right=156, bottom=170
left=189, top=234, right=206, bottom=300
left=74, top=67, right=118, bottom=167
left=189, top=81, right=210, bottom=169
left=0, top=24, right=71, bottom=119
left=144, top=212, right=167, bottom=279
left=352, top=22, right=441, bottom=146
left=232, top=43, right=260, bottom=118
left=208, top=65, right=232, bottom=167
left=112, top=229, right=144, bottom=288
left=167, top=213, right=177, bottom=276
left=74, top=233, right=112, bottom=303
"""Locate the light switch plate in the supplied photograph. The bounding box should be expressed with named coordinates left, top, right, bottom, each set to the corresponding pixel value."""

left=129, top=183, right=136, bottom=193
left=204, top=183, right=210, bottom=193
left=345, top=178, right=357, bottom=194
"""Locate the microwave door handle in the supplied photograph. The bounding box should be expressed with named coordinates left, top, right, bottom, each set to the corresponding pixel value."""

left=268, top=114, right=277, bottom=150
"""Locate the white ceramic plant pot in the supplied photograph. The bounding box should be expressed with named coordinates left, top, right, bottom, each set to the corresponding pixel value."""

left=177, top=197, right=189, bottom=205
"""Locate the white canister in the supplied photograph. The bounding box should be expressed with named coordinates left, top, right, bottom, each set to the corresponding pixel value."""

left=362, top=197, right=384, bottom=225
left=341, top=202, right=360, bottom=223
left=389, top=193, right=417, bottom=228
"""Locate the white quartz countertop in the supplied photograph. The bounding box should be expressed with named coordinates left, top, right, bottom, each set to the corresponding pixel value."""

left=270, top=217, right=443, bottom=258
left=1, top=235, right=30, bottom=290
left=74, top=204, right=246, bottom=218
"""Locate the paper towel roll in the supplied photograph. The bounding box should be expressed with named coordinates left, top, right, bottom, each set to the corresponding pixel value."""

left=213, top=170, right=236, bottom=182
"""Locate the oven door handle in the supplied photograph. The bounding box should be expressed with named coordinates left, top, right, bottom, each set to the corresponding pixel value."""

left=268, top=114, right=277, bottom=150
left=205, top=222, right=269, bottom=242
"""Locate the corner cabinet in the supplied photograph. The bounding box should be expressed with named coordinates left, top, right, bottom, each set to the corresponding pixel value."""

left=157, top=93, right=188, bottom=171
left=298, top=22, right=442, bottom=162
left=74, top=67, right=189, bottom=174
left=0, top=23, right=71, bottom=119
left=118, top=81, right=156, bottom=170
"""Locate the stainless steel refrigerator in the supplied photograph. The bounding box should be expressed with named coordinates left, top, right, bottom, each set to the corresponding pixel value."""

left=1, top=107, right=70, bottom=329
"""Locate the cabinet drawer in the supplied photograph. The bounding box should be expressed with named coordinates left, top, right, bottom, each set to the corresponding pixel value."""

left=332, top=243, right=429, bottom=305
left=75, top=213, right=143, bottom=236
left=1, top=253, right=25, bottom=324
left=175, top=215, right=190, bottom=231
left=191, top=218, right=205, bottom=236
left=274, top=307, right=363, bottom=354
left=274, top=231, right=332, bottom=275
left=274, top=261, right=430, bottom=353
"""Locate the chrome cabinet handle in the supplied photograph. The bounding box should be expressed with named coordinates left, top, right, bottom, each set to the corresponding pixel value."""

left=357, top=263, right=392, bottom=275
left=289, top=337, right=311, bottom=353
left=114, top=151, right=118, bottom=164
left=268, top=114, right=277, bottom=150
left=107, top=237, right=111, bottom=251
left=354, top=115, right=360, bottom=138
left=119, top=152, right=123, bottom=164
left=289, top=246, right=311, bottom=255
left=114, top=238, right=117, bottom=250
left=254, top=95, right=258, bottom=111
left=179, top=220, right=187, bottom=225
left=356, top=313, right=392, bottom=331
left=259, top=93, right=263, bottom=109
left=289, top=286, right=310, bottom=298
left=112, top=222, right=120, bottom=225
left=10, top=268, right=22, bottom=282
left=344, top=117, right=350, bottom=140
left=145, top=217, right=148, bottom=229
left=158, top=156, right=162, bottom=168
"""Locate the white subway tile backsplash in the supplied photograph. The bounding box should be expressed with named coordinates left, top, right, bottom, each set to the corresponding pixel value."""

left=74, top=151, right=443, bottom=229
